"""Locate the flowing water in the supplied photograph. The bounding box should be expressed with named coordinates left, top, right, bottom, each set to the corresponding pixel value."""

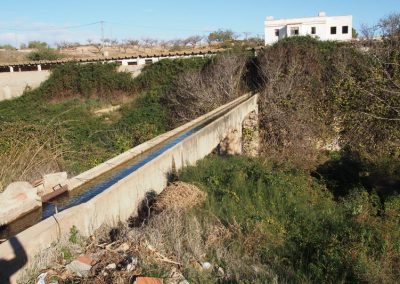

left=0, top=98, right=241, bottom=241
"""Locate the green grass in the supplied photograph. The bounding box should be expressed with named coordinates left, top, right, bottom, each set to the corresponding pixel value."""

left=0, top=58, right=209, bottom=188
left=177, top=156, right=400, bottom=283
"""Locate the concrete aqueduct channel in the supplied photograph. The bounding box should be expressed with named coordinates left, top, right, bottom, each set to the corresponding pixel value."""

left=0, top=93, right=259, bottom=282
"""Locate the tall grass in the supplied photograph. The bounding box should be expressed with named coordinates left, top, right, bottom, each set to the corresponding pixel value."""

left=177, top=156, right=400, bottom=283
left=0, top=122, right=66, bottom=191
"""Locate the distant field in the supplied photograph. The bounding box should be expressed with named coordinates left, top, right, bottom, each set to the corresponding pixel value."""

left=0, top=44, right=217, bottom=64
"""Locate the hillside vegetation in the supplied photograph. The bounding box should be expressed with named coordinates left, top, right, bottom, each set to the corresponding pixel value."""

left=5, top=14, right=400, bottom=284
left=175, top=156, right=400, bottom=282
left=0, top=59, right=206, bottom=190
left=0, top=53, right=247, bottom=190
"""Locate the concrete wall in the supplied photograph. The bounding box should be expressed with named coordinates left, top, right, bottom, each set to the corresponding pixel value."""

left=0, top=71, right=50, bottom=101
left=0, top=94, right=258, bottom=283
left=0, top=53, right=212, bottom=103
left=0, top=66, right=142, bottom=103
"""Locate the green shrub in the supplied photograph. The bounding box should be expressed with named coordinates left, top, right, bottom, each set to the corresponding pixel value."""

left=1, top=59, right=205, bottom=185
left=133, top=57, right=210, bottom=92
left=178, top=156, right=400, bottom=283
left=40, top=62, right=134, bottom=99
left=117, top=90, right=167, bottom=147
left=69, top=225, right=79, bottom=244
left=28, top=40, right=48, bottom=49
left=0, top=44, right=16, bottom=50
left=26, top=48, right=63, bottom=61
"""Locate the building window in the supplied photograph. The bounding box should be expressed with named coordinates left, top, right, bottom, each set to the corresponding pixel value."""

left=311, top=27, right=316, bottom=34
left=342, top=26, right=349, bottom=34
left=290, top=27, right=299, bottom=36
left=331, top=27, right=337, bottom=34
left=275, top=29, right=280, bottom=37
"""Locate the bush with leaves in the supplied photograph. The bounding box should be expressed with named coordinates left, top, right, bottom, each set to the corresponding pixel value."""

left=40, top=62, right=134, bottom=99
left=26, top=48, right=64, bottom=61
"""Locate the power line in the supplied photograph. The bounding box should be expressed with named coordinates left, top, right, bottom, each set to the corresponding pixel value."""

left=105, top=21, right=213, bottom=33
left=0, top=20, right=261, bottom=40
left=0, top=21, right=101, bottom=32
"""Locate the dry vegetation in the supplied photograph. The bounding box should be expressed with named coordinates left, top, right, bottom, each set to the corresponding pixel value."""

left=164, top=52, right=248, bottom=125
left=256, top=39, right=334, bottom=168
left=0, top=123, right=65, bottom=190
left=0, top=49, right=27, bottom=63
left=255, top=26, right=400, bottom=170
left=4, top=14, right=400, bottom=284
left=0, top=30, right=263, bottom=64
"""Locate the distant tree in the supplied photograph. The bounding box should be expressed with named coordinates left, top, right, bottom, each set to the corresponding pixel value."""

left=360, top=23, right=376, bottom=40
left=28, top=40, right=48, bottom=49
left=87, top=39, right=93, bottom=45
left=0, top=44, right=16, bottom=50
left=55, top=41, right=70, bottom=50
left=55, top=41, right=81, bottom=50
left=142, top=38, right=158, bottom=48
left=377, top=12, right=400, bottom=37
left=159, top=40, right=170, bottom=50
left=207, top=29, right=236, bottom=44
left=19, top=43, right=27, bottom=49
left=169, top=39, right=183, bottom=46
left=243, top=32, right=251, bottom=40
left=92, top=43, right=103, bottom=53
left=168, top=39, right=185, bottom=51
left=121, top=39, right=138, bottom=53
left=186, top=35, right=203, bottom=49
left=352, top=28, right=358, bottom=39
left=110, top=39, right=119, bottom=46
left=126, top=39, right=140, bottom=47
left=103, top=38, right=111, bottom=46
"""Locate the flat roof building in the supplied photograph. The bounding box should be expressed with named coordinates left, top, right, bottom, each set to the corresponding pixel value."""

left=264, top=12, right=352, bottom=45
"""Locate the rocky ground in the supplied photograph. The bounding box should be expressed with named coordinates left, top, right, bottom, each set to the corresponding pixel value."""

left=20, top=182, right=211, bottom=284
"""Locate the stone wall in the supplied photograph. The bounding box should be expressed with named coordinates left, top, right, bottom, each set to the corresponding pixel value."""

left=242, top=110, right=260, bottom=157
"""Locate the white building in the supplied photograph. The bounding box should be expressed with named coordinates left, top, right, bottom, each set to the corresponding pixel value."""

left=264, top=12, right=352, bottom=45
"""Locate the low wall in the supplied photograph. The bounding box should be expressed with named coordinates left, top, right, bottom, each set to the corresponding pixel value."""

left=0, top=66, right=144, bottom=103
left=0, top=94, right=258, bottom=282
left=0, top=71, right=50, bottom=101
left=0, top=52, right=215, bottom=102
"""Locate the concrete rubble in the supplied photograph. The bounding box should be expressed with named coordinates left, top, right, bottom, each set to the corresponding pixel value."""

left=0, top=172, right=69, bottom=226
left=133, top=277, right=163, bottom=284
left=66, top=254, right=93, bottom=277
left=34, top=172, right=68, bottom=197
left=0, top=182, right=41, bottom=225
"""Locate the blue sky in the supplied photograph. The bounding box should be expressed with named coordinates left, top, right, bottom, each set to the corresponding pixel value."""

left=0, top=0, right=398, bottom=46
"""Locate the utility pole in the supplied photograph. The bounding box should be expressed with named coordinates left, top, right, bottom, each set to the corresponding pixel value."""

left=100, top=20, right=105, bottom=49
left=14, top=33, right=18, bottom=49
